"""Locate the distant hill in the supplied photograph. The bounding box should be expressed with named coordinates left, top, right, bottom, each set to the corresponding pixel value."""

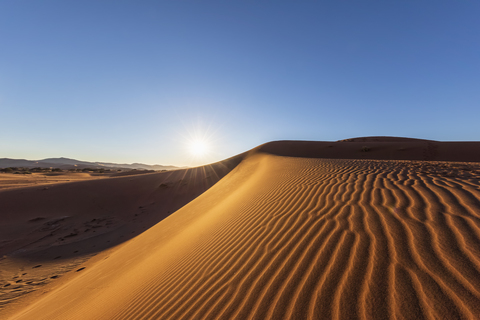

left=0, top=157, right=180, bottom=171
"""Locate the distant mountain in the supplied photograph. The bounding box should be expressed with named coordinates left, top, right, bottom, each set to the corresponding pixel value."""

left=0, top=157, right=180, bottom=171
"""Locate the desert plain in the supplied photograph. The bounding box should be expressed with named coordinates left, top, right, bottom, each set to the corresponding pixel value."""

left=1, top=137, right=480, bottom=319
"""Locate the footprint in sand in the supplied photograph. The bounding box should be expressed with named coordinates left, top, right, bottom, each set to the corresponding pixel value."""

left=32, top=265, right=42, bottom=269
left=29, top=217, right=46, bottom=222
left=76, top=267, right=85, bottom=272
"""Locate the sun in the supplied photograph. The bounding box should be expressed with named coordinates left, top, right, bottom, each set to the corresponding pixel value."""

left=179, top=118, right=220, bottom=164
left=188, top=139, right=210, bottom=157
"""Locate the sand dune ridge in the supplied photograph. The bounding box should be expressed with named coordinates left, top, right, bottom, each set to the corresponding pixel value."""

left=4, top=140, right=480, bottom=319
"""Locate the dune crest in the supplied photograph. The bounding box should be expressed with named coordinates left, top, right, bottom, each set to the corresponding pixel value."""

left=336, top=136, right=434, bottom=142
left=6, top=139, right=480, bottom=320
left=0, top=155, right=242, bottom=317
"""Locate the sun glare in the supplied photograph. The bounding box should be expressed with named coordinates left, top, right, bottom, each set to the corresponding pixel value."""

left=188, top=139, right=210, bottom=157
left=179, top=118, right=221, bottom=165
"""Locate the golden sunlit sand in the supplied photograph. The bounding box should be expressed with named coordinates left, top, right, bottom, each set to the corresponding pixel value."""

left=2, top=138, right=480, bottom=319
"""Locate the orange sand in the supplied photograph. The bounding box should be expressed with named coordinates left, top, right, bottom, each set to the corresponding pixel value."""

left=2, top=138, right=480, bottom=319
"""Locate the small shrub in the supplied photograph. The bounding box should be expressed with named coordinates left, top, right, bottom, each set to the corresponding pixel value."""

left=361, top=146, right=371, bottom=152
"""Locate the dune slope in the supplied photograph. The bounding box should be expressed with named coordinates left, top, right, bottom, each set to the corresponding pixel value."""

left=0, top=154, right=243, bottom=317
left=10, top=144, right=480, bottom=319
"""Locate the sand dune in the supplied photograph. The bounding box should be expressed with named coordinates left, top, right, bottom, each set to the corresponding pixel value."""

left=0, top=156, right=242, bottom=317
left=3, top=139, right=480, bottom=319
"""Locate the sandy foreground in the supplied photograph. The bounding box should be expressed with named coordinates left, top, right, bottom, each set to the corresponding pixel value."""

left=0, top=172, right=111, bottom=190
left=2, top=138, right=480, bottom=319
left=0, top=170, right=159, bottom=191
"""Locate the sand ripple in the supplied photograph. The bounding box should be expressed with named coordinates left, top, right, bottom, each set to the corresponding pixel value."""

left=12, top=155, right=480, bottom=319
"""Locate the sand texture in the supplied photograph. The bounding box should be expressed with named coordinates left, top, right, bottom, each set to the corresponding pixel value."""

left=3, top=139, right=480, bottom=319
left=0, top=172, right=112, bottom=190
left=0, top=170, right=163, bottom=191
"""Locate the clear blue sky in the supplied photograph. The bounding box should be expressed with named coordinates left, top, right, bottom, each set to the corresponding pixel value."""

left=1, top=1, right=479, bottom=166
